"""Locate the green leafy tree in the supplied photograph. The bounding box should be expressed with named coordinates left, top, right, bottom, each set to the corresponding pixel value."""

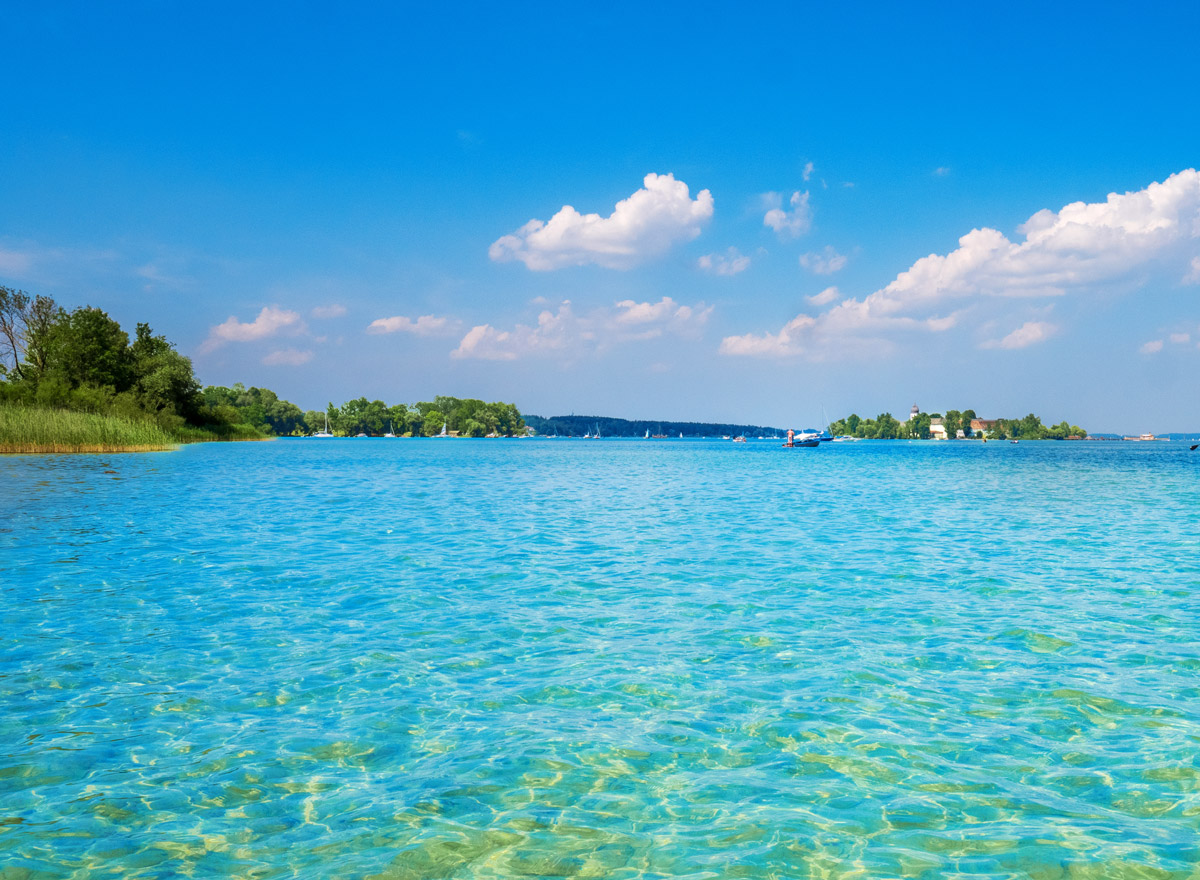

left=909, top=412, right=931, bottom=440
left=131, top=323, right=203, bottom=426
left=41, top=307, right=134, bottom=394
left=875, top=412, right=901, bottom=439
left=423, top=409, right=446, bottom=436
left=944, top=409, right=962, bottom=438
left=0, top=287, right=59, bottom=383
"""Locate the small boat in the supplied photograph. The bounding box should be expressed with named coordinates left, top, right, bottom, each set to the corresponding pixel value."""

left=384, top=421, right=398, bottom=438
left=433, top=421, right=450, bottom=438
left=782, top=429, right=819, bottom=448
left=732, top=436, right=747, bottom=443
left=313, top=414, right=334, bottom=438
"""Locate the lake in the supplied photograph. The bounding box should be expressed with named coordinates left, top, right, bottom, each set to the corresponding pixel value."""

left=2, top=438, right=1198, bottom=878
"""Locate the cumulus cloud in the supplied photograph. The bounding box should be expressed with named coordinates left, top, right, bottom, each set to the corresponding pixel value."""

left=698, top=247, right=750, bottom=276
left=202, top=306, right=304, bottom=352
left=724, top=169, right=1200, bottom=359
left=488, top=173, right=713, bottom=271
left=263, top=348, right=313, bottom=366
left=1169, top=332, right=1191, bottom=344
left=452, top=297, right=712, bottom=360
left=1140, top=339, right=1164, bottom=354
left=763, top=190, right=812, bottom=238
left=367, top=314, right=460, bottom=336
left=980, top=321, right=1056, bottom=350
left=799, top=246, right=847, bottom=275
left=312, top=304, right=347, bottom=319
left=802, top=162, right=815, bottom=182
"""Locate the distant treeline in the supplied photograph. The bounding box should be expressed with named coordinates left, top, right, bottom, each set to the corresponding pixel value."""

left=205, top=387, right=525, bottom=437
left=829, top=409, right=1087, bottom=440
left=524, top=414, right=784, bottom=438
left=0, top=286, right=525, bottom=442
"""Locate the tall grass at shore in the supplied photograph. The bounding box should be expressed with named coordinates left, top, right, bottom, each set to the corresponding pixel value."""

left=173, top=423, right=270, bottom=443
left=0, top=403, right=176, bottom=453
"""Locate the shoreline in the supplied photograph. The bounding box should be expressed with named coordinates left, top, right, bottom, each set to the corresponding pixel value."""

left=0, top=436, right=277, bottom=455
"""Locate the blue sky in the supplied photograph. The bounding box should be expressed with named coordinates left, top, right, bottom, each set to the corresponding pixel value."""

left=3, top=2, right=1199, bottom=432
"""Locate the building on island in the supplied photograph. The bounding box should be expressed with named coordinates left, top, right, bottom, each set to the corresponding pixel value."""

left=929, top=417, right=948, bottom=440
left=970, top=418, right=997, bottom=437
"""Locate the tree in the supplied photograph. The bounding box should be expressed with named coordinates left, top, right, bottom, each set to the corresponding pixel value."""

left=875, top=412, right=901, bottom=439
left=0, top=287, right=59, bottom=382
left=944, top=409, right=963, bottom=439
left=423, top=409, right=445, bottom=436
left=909, top=412, right=931, bottom=440
left=41, top=307, right=134, bottom=393
left=130, top=323, right=203, bottom=425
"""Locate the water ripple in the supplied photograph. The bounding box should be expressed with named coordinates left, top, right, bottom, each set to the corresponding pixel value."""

left=2, top=439, right=1199, bottom=877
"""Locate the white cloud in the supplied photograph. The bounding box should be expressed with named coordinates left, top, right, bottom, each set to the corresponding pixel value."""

left=802, top=162, right=815, bottom=182
left=312, top=304, right=347, bottom=319
left=202, top=306, right=304, bottom=352
left=725, top=169, right=1200, bottom=360
left=980, top=321, right=1056, bottom=350
left=799, top=246, right=847, bottom=275
left=698, top=247, right=750, bottom=276
left=864, top=169, right=1200, bottom=317
left=488, top=172, right=713, bottom=271
left=262, top=348, right=313, bottom=366
left=1140, top=339, right=1164, bottom=354
left=367, top=314, right=459, bottom=336
left=934, top=167, right=951, bottom=177
left=1186, top=256, right=1200, bottom=284
left=719, top=315, right=816, bottom=358
left=763, top=190, right=812, bottom=238
left=452, top=297, right=711, bottom=361
left=1169, top=332, right=1191, bottom=344
left=807, top=286, right=840, bottom=306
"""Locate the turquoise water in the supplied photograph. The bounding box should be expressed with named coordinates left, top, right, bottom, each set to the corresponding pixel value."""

left=2, top=439, right=1199, bottom=879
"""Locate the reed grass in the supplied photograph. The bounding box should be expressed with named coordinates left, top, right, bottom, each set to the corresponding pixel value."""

left=0, top=403, right=176, bottom=453
left=172, top=423, right=270, bottom=443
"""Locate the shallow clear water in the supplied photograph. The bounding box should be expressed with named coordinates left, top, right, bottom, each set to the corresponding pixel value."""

left=2, top=438, right=1199, bottom=879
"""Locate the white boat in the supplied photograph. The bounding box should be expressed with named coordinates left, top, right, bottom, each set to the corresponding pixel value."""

left=384, top=421, right=398, bottom=438
left=433, top=421, right=450, bottom=438
left=312, top=414, right=334, bottom=438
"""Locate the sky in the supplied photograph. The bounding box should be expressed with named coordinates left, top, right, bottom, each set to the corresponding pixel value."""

left=3, top=1, right=1199, bottom=433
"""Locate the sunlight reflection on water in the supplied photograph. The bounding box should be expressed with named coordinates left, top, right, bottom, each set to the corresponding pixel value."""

left=2, top=439, right=1199, bottom=878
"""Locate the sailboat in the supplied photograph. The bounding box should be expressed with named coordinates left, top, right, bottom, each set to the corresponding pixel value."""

left=313, top=413, right=334, bottom=438
left=384, top=421, right=398, bottom=438
left=433, top=420, right=450, bottom=438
